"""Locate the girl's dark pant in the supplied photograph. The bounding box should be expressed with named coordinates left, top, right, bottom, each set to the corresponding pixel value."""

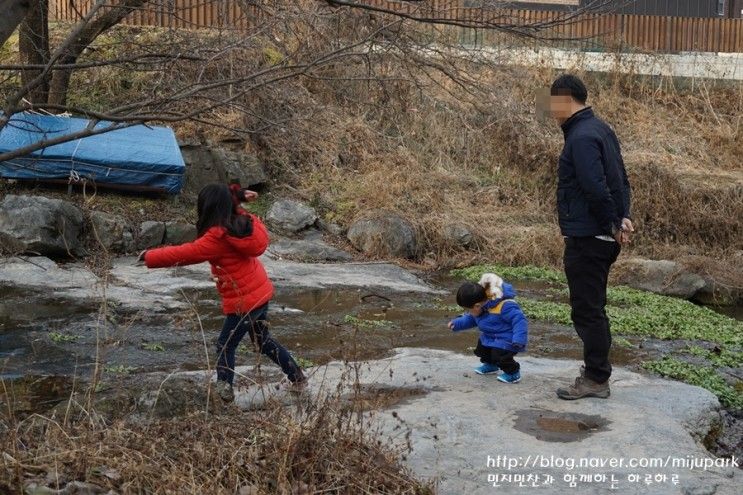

left=216, top=303, right=302, bottom=385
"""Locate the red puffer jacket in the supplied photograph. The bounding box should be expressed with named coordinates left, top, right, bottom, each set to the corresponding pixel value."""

left=144, top=214, right=273, bottom=314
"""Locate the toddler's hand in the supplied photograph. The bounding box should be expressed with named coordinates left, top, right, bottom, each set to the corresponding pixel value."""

left=447, top=321, right=454, bottom=330
left=137, top=250, right=146, bottom=265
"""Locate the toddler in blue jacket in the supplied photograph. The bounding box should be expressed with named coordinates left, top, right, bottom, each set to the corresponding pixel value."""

left=448, top=273, right=529, bottom=383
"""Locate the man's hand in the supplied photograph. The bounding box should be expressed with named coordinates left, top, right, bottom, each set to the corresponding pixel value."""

left=137, top=250, right=147, bottom=265
left=613, top=218, right=634, bottom=245
left=447, top=321, right=455, bottom=330
left=620, top=218, right=634, bottom=245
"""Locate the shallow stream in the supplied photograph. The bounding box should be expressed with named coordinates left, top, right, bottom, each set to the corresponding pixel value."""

left=3, top=275, right=738, bottom=384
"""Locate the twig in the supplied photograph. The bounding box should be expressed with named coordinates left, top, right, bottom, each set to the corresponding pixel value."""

left=178, top=289, right=213, bottom=417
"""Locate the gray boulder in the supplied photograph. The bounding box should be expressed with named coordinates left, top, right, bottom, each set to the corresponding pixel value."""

left=265, top=199, right=317, bottom=233
left=443, top=223, right=474, bottom=248
left=137, top=221, right=166, bottom=249
left=212, top=148, right=267, bottom=187
left=693, top=277, right=742, bottom=306
left=0, top=195, right=84, bottom=256
left=180, top=144, right=267, bottom=199
left=164, top=222, right=197, bottom=245
left=269, top=236, right=353, bottom=262
left=347, top=210, right=418, bottom=259
left=89, top=211, right=132, bottom=253
left=122, top=232, right=134, bottom=253
left=612, top=257, right=706, bottom=299
left=317, top=218, right=345, bottom=236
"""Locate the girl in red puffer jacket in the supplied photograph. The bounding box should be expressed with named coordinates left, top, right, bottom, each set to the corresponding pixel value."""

left=143, top=183, right=306, bottom=402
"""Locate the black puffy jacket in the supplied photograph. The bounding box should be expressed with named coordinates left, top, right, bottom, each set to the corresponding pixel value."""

left=557, top=107, right=631, bottom=237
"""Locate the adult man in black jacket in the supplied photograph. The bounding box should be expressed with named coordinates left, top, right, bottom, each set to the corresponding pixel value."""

left=548, top=74, right=633, bottom=400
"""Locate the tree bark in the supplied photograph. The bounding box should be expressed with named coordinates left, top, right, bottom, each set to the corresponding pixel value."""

left=0, top=0, right=33, bottom=47
left=19, top=0, right=50, bottom=104
left=47, top=0, right=148, bottom=108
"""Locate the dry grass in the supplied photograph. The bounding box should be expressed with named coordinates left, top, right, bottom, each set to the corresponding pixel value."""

left=247, top=60, right=742, bottom=269
left=0, top=375, right=433, bottom=495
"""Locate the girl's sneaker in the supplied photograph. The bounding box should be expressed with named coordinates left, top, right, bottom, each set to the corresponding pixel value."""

left=215, top=380, right=235, bottom=402
left=474, top=363, right=500, bottom=375
left=279, top=378, right=309, bottom=394
left=287, top=379, right=308, bottom=394
left=497, top=371, right=521, bottom=384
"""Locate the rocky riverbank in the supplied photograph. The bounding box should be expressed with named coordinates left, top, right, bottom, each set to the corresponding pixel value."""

left=1, top=191, right=739, bottom=306
left=0, top=188, right=741, bottom=494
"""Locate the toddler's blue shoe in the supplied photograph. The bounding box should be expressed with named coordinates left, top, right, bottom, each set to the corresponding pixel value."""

left=474, top=363, right=500, bottom=375
left=497, top=371, right=521, bottom=383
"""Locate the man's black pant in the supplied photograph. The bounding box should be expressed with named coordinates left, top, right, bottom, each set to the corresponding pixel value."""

left=564, top=237, right=621, bottom=384
left=474, top=341, right=520, bottom=374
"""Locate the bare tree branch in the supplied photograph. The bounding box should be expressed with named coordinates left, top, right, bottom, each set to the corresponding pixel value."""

left=0, top=0, right=621, bottom=169
left=0, top=53, right=205, bottom=70
left=0, top=8, right=399, bottom=162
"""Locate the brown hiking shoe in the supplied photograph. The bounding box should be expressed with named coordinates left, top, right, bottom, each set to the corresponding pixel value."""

left=556, top=375, right=610, bottom=400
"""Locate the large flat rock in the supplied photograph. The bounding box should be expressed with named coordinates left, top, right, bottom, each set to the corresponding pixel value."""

left=282, top=349, right=738, bottom=495
left=0, top=257, right=186, bottom=311
left=168, top=348, right=739, bottom=494
left=260, top=255, right=441, bottom=293
left=0, top=256, right=97, bottom=289
left=0, top=255, right=440, bottom=312
left=107, top=255, right=440, bottom=294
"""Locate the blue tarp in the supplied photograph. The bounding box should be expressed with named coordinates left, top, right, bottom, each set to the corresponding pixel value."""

left=0, top=113, right=185, bottom=194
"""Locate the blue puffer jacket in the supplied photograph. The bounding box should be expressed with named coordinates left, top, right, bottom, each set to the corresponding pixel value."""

left=557, top=107, right=632, bottom=237
left=450, top=282, right=529, bottom=353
